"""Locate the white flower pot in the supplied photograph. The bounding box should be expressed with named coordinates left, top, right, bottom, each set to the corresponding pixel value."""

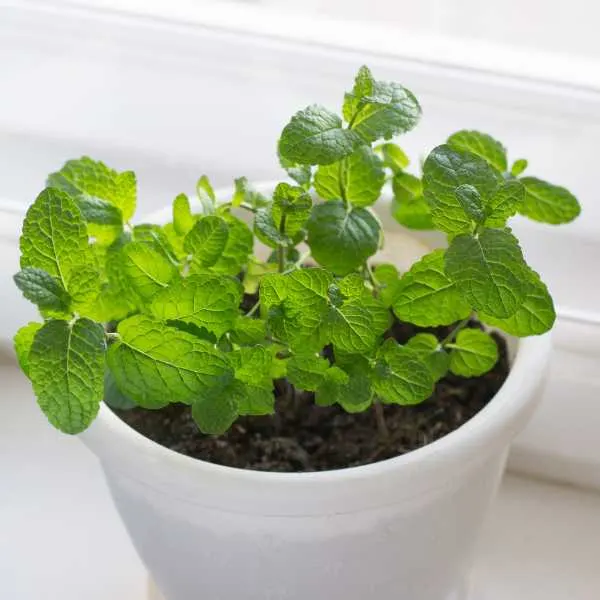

left=80, top=184, right=552, bottom=599
left=81, top=333, right=550, bottom=600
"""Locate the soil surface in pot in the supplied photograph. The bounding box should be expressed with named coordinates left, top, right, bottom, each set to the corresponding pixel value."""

left=115, top=299, right=509, bottom=472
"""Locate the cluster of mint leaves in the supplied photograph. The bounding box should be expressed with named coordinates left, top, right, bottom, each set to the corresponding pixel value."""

left=13, top=66, right=580, bottom=436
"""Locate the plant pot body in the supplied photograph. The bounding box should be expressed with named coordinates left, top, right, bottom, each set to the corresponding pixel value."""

left=81, top=333, right=550, bottom=600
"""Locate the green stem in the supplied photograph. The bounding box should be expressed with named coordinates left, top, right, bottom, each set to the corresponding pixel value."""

left=374, top=401, right=389, bottom=440
left=246, top=300, right=261, bottom=318
left=440, top=316, right=471, bottom=347
left=277, top=245, right=286, bottom=273
left=283, top=250, right=311, bottom=274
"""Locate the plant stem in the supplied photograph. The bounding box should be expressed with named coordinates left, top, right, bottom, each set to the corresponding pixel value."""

left=283, top=250, right=311, bottom=274
left=440, top=316, right=471, bottom=347
left=277, top=245, right=286, bottom=273
left=374, top=402, right=389, bottom=440
left=364, top=262, right=382, bottom=291
left=246, top=300, right=260, bottom=318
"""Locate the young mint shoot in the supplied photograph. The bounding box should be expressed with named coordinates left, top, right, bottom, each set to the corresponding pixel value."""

left=13, top=66, right=579, bottom=438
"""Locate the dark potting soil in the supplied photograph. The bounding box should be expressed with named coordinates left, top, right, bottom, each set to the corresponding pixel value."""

left=114, top=302, right=510, bottom=472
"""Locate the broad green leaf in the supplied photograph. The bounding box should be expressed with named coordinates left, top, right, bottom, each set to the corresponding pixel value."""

left=485, top=179, right=525, bottom=227
left=197, top=175, right=217, bottom=212
left=13, top=322, right=42, bottom=377
left=447, top=130, right=507, bottom=172
left=479, top=271, right=555, bottom=336
left=254, top=208, right=287, bottom=249
left=307, top=202, right=381, bottom=275
left=393, top=249, right=471, bottom=326
left=445, top=228, right=528, bottom=318
left=243, top=258, right=278, bottom=295
left=447, top=328, right=498, bottom=377
left=184, top=215, right=229, bottom=268
left=211, top=214, right=253, bottom=275
left=29, top=319, right=106, bottom=434
left=391, top=172, right=433, bottom=230
left=192, top=381, right=240, bottom=434
left=287, top=354, right=330, bottom=391
left=278, top=104, right=363, bottom=166
left=103, top=368, right=136, bottom=410
left=107, top=315, right=233, bottom=408
left=278, top=151, right=313, bottom=188
left=272, top=182, right=312, bottom=237
left=14, top=267, right=70, bottom=312
left=343, top=65, right=374, bottom=123
left=375, top=142, right=410, bottom=171
left=231, top=317, right=266, bottom=345
left=406, top=333, right=449, bottom=381
left=345, top=66, right=421, bottom=142
left=69, top=196, right=123, bottom=245
left=48, top=156, right=136, bottom=221
left=232, top=176, right=269, bottom=209
left=20, top=188, right=99, bottom=300
left=121, top=242, right=177, bottom=301
left=162, top=222, right=187, bottom=260
left=374, top=263, right=401, bottom=307
left=373, top=341, right=434, bottom=405
left=455, top=184, right=485, bottom=223
left=422, top=145, right=502, bottom=234
left=173, top=193, right=195, bottom=236
left=133, top=224, right=179, bottom=265
left=150, top=274, right=242, bottom=338
left=520, top=177, right=581, bottom=224
left=230, top=345, right=273, bottom=387
left=337, top=273, right=370, bottom=299
left=511, top=159, right=528, bottom=177
left=314, top=146, right=385, bottom=207
left=327, top=297, right=386, bottom=353
left=237, top=382, right=275, bottom=416
left=315, top=365, right=350, bottom=407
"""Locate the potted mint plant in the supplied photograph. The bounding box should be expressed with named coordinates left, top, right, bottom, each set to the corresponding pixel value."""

left=13, top=67, right=579, bottom=600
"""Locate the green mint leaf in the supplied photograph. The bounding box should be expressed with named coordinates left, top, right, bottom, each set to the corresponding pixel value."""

left=373, top=341, right=434, bottom=405
left=184, top=215, right=229, bottom=268
left=307, top=202, right=381, bottom=275
left=121, top=242, right=178, bottom=301
left=423, top=145, right=502, bottom=234
left=237, top=382, right=275, bottom=416
left=447, top=130, right=507, bottom=172
left=479, top=270, right=555, bottom=336
left=314, top=146, right=385, bottom=208
left=345, top=67, right=421, bottom=142
left=374, top=263, right=401, bottom=307
left=278, top=151, right=313, bottom=188
left=211, top=214, right=254, bottom=275
left=14, top=267, right=71, bottom=312
left=337, top=273, right=370, bottom=299
left=20, top=188, right=99, bottom=300
left=317, top=359, right=373, bottom=413
left=510, top=159, right=528, bottom=177
left=254, top=208, right=288, bottom=249
left=103, top=368, right=136, bottom=410
left=29, top=318, right=106, bottom=434
left=243, top=258, right=278, bottom=295
left=375, top=142, right=410, bottom=171
left=406, top=333, right=449, bottom=381
left=231, top=317, right=267, bottom=345
left=150, top=274, right=242, bottom=338
left=173, top=193, right=195, bottom=236
left=327, top=297, right=388, bottom=353
left=107, top=315, right=233, bottom=408
left=391, top=172, right=433, bottom=230
left=272, top=182, right=312, bottom=237
left=69, top=196, right=123, bottom=246
left=445, top=228, right=528, bottom=318
left=287, top=354, right=330, bottom=391
left=231, top=345, right=273, bottom=387
left=192, top=381, right=240, bottom=434
left=520, top=177, right=581, bottom=224
left=393, top=249, right=471, bottom=326
left=343, top=65, right=374, bottom=123
left=447, top=328, right=499, bottom=377
left=315, top=365, right=350, bottom=407
left=455, top=184, right=485, bottom=223
left=13, top=322, right=42, bottom=377
left=278, top=104, right=363, bottom=166
left=197, top=174, right=216, bottom=206
left=484, top=179, right=525, bottom=227
left=133, top=224, right=179, bottom=265
left=48, top=156, right=136, bottom=222
left=233, top=176, right=269, bottom=209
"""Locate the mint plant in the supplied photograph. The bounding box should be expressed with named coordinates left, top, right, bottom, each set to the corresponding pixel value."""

left=13, top=66, right=580, bottom=438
